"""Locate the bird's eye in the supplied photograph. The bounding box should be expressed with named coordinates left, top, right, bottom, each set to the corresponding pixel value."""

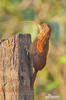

left=42, top=24, right=47, bottom=30
left=43, top=26, right=46, bottom=29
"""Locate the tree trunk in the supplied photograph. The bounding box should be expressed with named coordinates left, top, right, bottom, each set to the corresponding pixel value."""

left=0, top=34, right=34, bottom=100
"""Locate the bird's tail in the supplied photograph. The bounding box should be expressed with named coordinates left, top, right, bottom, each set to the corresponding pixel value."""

left=30, top=69, right=38, bottom=89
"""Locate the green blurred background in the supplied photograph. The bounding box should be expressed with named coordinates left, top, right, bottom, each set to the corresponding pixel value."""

left=0, top=0, right=66, bottom=100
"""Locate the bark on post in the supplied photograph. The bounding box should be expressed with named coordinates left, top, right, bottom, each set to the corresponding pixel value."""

left=0, top=34, right=34, bottom=100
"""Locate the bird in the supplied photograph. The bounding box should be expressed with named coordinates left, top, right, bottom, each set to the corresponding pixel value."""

left=21, top=21, right=51, bottom=89
left=0, top=21, right=51, bottom=89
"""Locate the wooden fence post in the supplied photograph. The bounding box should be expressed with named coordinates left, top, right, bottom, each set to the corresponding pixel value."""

left=0, top=34, right=34, bottom=100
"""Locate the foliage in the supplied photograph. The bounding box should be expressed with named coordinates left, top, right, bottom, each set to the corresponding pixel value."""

left=58, top=56, right=66, bottom=64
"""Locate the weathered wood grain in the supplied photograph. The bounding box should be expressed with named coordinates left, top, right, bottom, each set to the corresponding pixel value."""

left=0, top=34, right=34, bottom=100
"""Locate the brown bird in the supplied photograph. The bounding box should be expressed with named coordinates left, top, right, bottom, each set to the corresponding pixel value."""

left=29, top=23, right=51, bottom=89
left=0, top=21, right=51, bottom=89
left=21, top=21, right=51, bottom=89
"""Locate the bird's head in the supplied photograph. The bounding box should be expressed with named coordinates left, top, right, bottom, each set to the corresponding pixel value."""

left=36, top=24, right=51, bottom=53
left=20, top=21, right=51, bottom=53
left=38, top=24, right=51, bottom=40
